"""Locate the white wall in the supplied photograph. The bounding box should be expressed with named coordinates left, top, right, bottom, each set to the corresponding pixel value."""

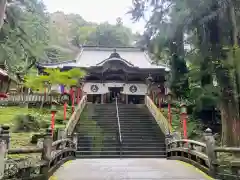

left=83, top=82, right=147, bottom=95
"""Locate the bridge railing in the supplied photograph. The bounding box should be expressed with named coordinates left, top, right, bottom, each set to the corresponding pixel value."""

left=64, top=94, right=87, bottom=137
left=0, top=128, right=77, bottom=179
left=166, top=129, right=240, bottom=179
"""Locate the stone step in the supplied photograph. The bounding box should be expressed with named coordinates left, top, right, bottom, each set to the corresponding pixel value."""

left=121, top=151, right=166, bottom=156
left=76, top=150, right=166, bottom=156
left=75, top=154, right=166, bottom=159
left=122, top=139, right=165, bottom=143
left=77, top=141, right=165, bottom=146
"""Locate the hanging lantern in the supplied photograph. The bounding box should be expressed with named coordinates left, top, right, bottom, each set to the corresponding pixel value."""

left=180, top=103, right=188, bottom=139
left=50, top=103, right=58, bottom=137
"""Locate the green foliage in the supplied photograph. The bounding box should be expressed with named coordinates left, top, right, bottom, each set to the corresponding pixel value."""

left=24, top=68, right=86, bottom=91
left=12, top=114, right=41, bottom=133
left=0, top=0, right=49, bottom=74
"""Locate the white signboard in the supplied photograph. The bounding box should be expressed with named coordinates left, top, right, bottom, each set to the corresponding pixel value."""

left=83, top=82, right=147, bottom=95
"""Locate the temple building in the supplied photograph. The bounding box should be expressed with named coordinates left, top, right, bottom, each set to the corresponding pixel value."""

left=36, top=46, right=169, bottom=104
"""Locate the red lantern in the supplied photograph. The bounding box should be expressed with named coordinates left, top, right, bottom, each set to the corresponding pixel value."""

left=180, top=103, right=187, bottom=139
left=50, top=104, right=58, bottom=137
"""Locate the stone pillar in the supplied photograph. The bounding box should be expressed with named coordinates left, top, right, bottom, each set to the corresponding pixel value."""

left=1, top=125, right=10, bottom=149
left=204, top=128, right=217, bottom=177
left=165, top=134, right=173, bottom=152
left=72, top=133, right=78, bottom=150
left=126, top=94, right=128, bottom=104
left=40, top=128, right=53, bottom=179
left=0, top=128, right=7, bottom=179
left=57, top=128, right=65, bottom=140
left=41, top=128, right=53, bottom=161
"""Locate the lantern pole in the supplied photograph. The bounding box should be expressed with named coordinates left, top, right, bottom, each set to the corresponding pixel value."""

left=70, top=86, right=76, bottom=113
left=50, top=103, right=58, bottom=137
left=167, top=89, right=172, bottom=132
left=157, top=85, right=161, bottom=111
left=180, top=103, right=188, bottom=139
left=146, top=74, right=153, bottom=97
left=61, top=92, right=70, bottom=120
left=43, top=81, right=48, bottom=101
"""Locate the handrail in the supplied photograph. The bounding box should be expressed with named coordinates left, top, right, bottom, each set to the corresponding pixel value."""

left=145, top=95, right=175, bottom=136
left=65, top=95, right=87, bottom=137
left=115, top=97, right=122, bottom=157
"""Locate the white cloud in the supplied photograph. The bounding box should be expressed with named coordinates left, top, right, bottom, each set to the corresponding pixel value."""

left=43, top=0, right=145, bottom=33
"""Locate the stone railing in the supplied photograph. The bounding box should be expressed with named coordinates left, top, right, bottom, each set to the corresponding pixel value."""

left=0, top=128, right=77, bottom=180
left=166, top=129, right=240, bottom=179
left=65, top=95, right=87, bottom=137
left=145, top=95, right=176, bottom=136
left=0, top=93, right=61, bottom=106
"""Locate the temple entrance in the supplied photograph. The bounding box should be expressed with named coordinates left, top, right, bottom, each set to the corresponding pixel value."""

left=108, top=87, right=123, bottom=103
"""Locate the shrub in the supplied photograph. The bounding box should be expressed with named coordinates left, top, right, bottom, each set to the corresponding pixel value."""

left=12, top=114, right=41, bottom=133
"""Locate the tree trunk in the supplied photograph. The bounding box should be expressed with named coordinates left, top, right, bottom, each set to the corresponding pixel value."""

left=0, top=0, right=7, bottom=30
left=220, top=98, right=240, bottom=146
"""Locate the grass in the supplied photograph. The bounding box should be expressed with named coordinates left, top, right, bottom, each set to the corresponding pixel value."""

left=0, top=106, right=72, bottom=149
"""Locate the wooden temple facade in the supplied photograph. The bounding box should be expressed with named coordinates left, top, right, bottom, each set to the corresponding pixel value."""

left=36, top=46, right=170, bottom=104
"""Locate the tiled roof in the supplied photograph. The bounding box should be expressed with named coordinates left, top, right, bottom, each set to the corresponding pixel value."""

left=76, top=47, right=169, bottom=70
left=36, top=46, right=169, bottom=71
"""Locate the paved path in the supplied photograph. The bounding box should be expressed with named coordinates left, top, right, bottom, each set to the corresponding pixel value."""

left=50, top=159, right=213, bottom=180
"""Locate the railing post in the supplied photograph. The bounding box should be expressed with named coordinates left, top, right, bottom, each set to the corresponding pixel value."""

left=1, top=125, right=10, bottom=149
left=57, top=128, right=65, bottom=140
left=42, top=128, right=53, bottom=161
left=72, top=133, right=78, bottom=150
left=0, top=127, right=7, bottom=179
left=40, top=128, right=52, bottom=179
left=204, top=128, right=217, bottom=177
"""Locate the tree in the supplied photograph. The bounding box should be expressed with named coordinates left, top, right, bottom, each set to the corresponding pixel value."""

left=130, top=0, right=240, bottom=146
left=0, top=0, right=7, bottom=29
left=24, top=68, right=86, bottom=92
left=0, top=0, right=49, bottom=78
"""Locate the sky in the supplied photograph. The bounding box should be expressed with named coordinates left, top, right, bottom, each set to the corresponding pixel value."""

left=42, top=0, right=146, bottom=33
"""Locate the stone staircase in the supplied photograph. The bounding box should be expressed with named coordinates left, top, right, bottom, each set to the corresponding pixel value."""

left=75, top=103, right=166, bottom=158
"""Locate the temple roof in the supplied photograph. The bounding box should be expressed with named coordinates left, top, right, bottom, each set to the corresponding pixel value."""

left=36, top=46, right=169, bottom=71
